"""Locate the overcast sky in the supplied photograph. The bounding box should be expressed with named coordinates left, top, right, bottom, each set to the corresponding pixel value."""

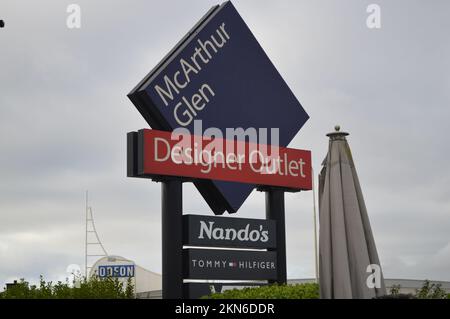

left=1, top=0, right=449, bottom=289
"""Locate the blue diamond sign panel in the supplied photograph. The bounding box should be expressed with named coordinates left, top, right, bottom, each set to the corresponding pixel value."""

left=128, top=1, right=309, bottom=214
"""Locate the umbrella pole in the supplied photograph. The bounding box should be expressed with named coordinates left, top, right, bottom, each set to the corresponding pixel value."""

left=312, top=167, right=319, bottom=283
left=265, top=188, right=287, bottom=285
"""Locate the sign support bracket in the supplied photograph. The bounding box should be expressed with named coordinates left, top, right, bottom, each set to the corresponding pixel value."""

left=261, top=187, right=292, bottom=285
left=161, top=177, right=184, bottom=299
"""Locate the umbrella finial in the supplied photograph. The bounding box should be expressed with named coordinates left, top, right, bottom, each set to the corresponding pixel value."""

left=326, top=125, right=349, bottom=140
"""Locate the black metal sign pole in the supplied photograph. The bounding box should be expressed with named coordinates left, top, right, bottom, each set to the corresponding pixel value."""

left=265, top=188, right=287, bottom=284
left=161, top=178, right=183, bottom=299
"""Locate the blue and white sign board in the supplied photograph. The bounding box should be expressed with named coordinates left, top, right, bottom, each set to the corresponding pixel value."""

left=98, top=265, right=135, bottom=278
left=128, top=1, right=309, bottom=214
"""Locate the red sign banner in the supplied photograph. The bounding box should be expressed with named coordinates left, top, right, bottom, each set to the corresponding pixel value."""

left=136, top=129, right=312, bottom=190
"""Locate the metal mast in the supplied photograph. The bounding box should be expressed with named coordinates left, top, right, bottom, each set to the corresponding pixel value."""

left=312, top=167, right=319, bottom=283
left=85, top=191, right=108, bottom=278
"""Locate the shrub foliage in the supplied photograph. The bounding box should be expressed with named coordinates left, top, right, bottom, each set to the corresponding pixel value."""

left=0, top=276, right=134, bottom=299
left=205, top=283, right=319, bottom=299
left=205, top=280, right=450, bottom=299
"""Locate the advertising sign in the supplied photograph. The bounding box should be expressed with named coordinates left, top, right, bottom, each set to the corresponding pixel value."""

left=183, top=214, right=276, bottom=249
left=98, top=265, right=135, bottom=278
left=128, top=1, right=309, bottom=213
left=128, top=129, right=312, bottom=190
left=184, top=249, right=277, bottom=280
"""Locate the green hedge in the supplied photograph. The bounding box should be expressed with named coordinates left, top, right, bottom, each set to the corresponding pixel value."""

left=414, top=280, right=448, bottom=299
left=2, top=277, right=448, bottom=299
left=0, top=276, right=134, bottom=299
left=204, top=283, right=319, bottom=299
left=205, top=281, right=450, bottom=299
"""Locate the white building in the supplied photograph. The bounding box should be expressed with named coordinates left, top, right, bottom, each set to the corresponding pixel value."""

left=90, top=256, right=161, bottom=295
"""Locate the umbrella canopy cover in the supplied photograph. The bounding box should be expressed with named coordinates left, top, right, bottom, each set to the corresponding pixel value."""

left=319, top=126, right=386, bottom=299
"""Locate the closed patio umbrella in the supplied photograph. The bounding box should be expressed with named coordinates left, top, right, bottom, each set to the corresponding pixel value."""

left=318, top=126, right=386, bottom=299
